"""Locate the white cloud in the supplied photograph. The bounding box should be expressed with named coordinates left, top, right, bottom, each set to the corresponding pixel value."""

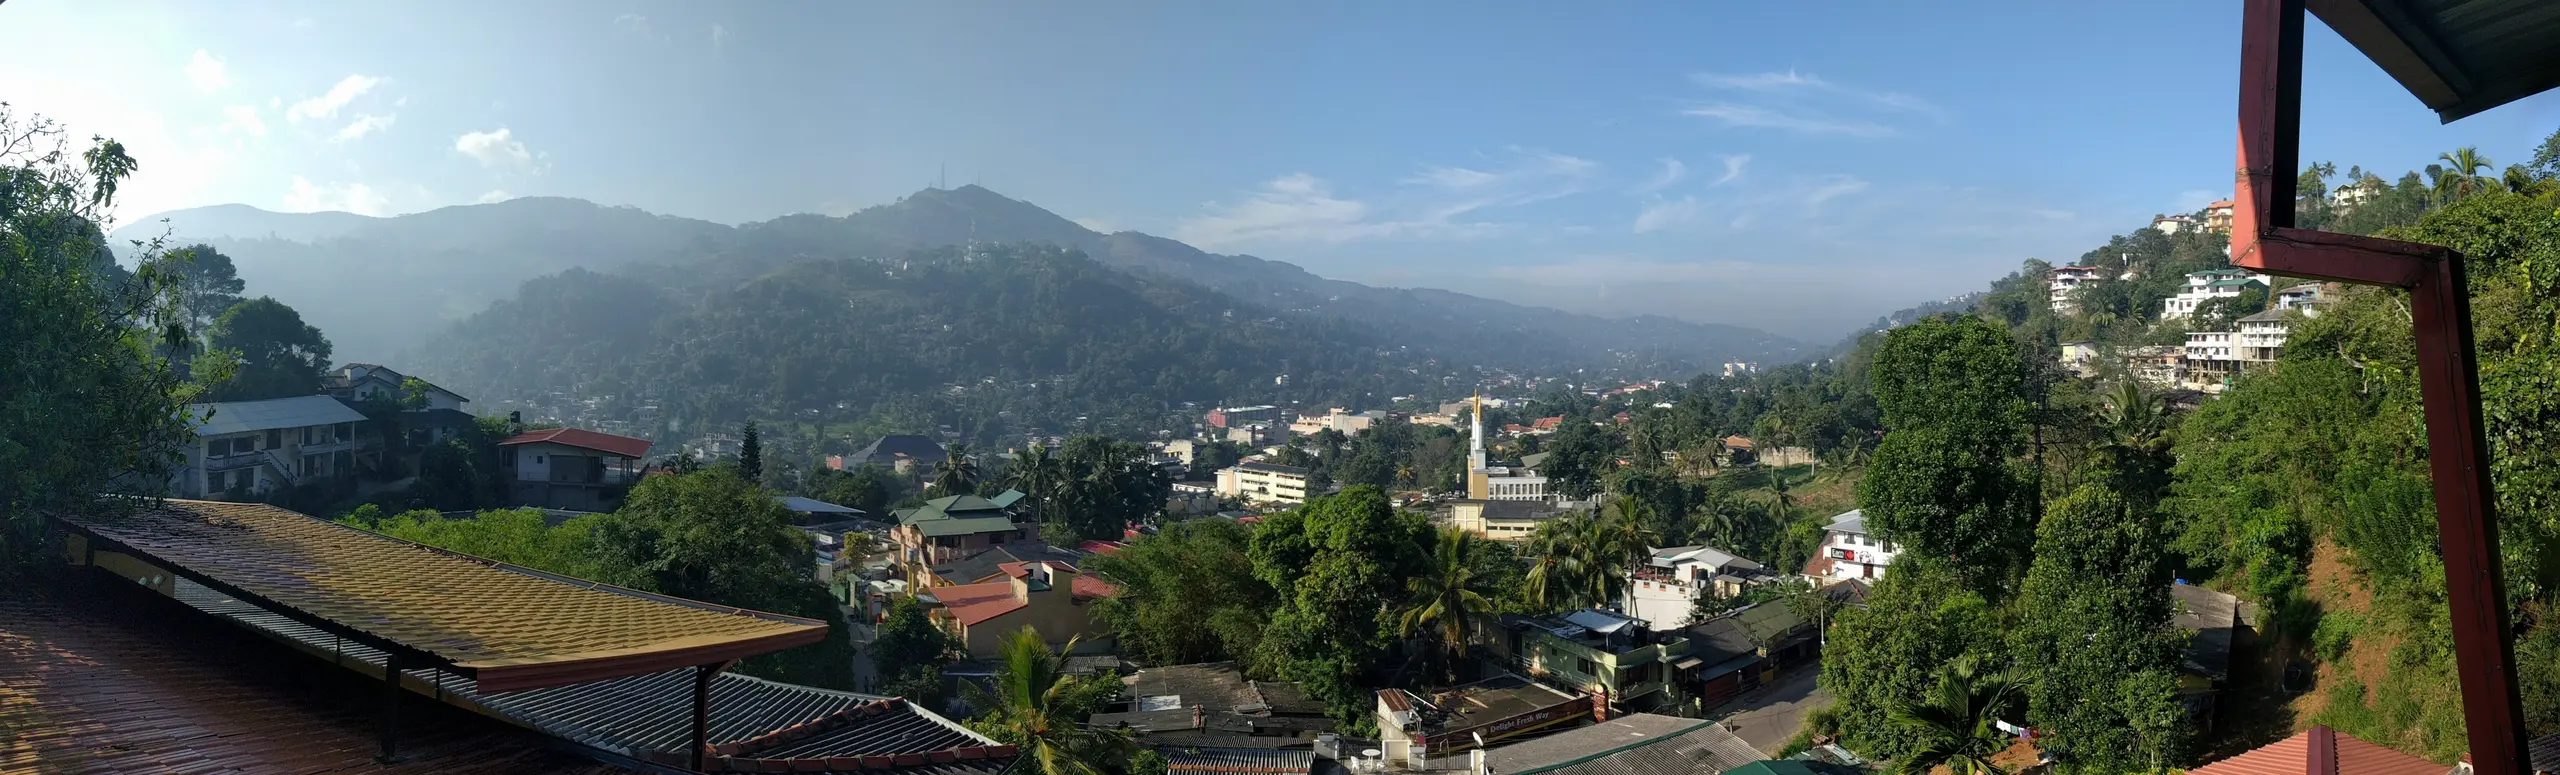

left=614, top=14, right=662, bottom=40
left=1632, top=158, right=1687, bottom=194
left=476, top=190, right=513, bottom=204
left=1803, top=175, right=1869, bottom=205
left=1633, top=196, right=1705, bottom=233
left=711, top=23, right=728, bottom=47
left=286, top=75, right=383, bottom=122
left=1682, top=103, right=1895, bottom=138
left=1682, top=69, right=1946, bottom=137
left=1181, top=149, right=1596, bottom=248
left=282, top=176, right=389, bottom=216
left=455, top=127, right=535, bottom=168
left=1713, top=155, right=1750, bottom=186
left=217, top=105, right=265, bottom=137
left=184, top=50, right=231, bottom=93
left=1073, top=217, right=1117, bottom=233
left=331, top=113, right=394, bottom=142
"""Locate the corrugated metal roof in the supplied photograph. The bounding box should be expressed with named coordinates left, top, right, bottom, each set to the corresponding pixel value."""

left=2310, top=0, right=2560, bottom=122
left=190, top=395, right=370, bottom=436
left=779, top=496, right=865, bottom=515
left=61, top=500, right=826, bottom=693
left=1823, top=510, right=1864, bottom=534
left=2189, top=727, right=2451, bottom=775
left=501, top=427, right=654, bottom=459
left=167, top=578, right=1011, bottom=775
left=1484, top=713, right=1765, bottom=775
left=1165, top=747, right=1317, bottom=775
left=0, top=577, right=634, bottom=775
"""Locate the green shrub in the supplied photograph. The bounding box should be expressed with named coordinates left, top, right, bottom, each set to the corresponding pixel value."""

left=2313, top=611, right=2364, bottom=662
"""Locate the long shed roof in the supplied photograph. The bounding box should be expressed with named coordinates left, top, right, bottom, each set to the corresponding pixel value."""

left=60, top=499, right=828, bottom=692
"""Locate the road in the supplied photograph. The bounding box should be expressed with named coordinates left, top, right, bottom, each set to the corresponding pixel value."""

left=1715, top=667, right=1833, bottom=754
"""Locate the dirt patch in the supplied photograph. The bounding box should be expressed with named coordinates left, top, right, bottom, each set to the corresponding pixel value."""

left=2303, top=540, right=2373, bottom=615
left=2286, top=540, right=2391, bottom=732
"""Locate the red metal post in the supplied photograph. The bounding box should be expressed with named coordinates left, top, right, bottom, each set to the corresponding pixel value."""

left=2234, top=0, right=2529, bottom=772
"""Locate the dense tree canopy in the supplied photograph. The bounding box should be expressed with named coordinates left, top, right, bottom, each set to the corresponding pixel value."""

left=204, top=295, right=333, bottom=401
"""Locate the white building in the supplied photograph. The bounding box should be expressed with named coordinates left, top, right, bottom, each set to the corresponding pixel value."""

left=2185, top=331, right=2242, bottom=391
left=1215, top=460, right=1311, bottom=505
left=1803, top=510, right=1899, bottom=582
left=1289, top=407, right=1386, bottom=437
left=2127, top=345, right=2186, bottom=389
left=2153, top=214, right=2202, bottom=234
left=498, top=427, right=653, bottom=512
left=2058, top=341, right=2101, bottom=377
left=1720, top=362, right=1760, bottom=378
left=1627, top=545, right=1771, bottom=627
left=2331, top=180, right=2381, bottom=212
left=2161, top=269, right=2272, bottom=320
left=2048, top=265, right=2105, bottom=313
left=322, top=363, right=474, bottom=446
left=1463, top=396, right=1552, bottom=502
left=173, top=395, right=375, bottom=499
left=2276, top=283, right=2328, bottom=310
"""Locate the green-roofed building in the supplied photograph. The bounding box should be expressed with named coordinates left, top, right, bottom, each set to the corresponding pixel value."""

left=892, top=490, right=1030, bottom=589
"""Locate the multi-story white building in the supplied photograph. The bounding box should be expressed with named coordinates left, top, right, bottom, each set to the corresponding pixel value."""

left=2330, top=180, right=2381, bottom=212
left=2154, top=214, right=2203, bottom=234
left=1288, top=407, right=1386, bottom=437
left=2237, top=309, right=2294, bottom=364
left=1215, top=460, right=1311, bottom=505
left=1463, top=396, right=1553, bottom=502
left=173, top=395, right=375, bottom=499
left=2127, top=345, right=2187, bottom=389
left=1802, top=510, right=1898, bottom=582
left=2048, top=266, right=2105, bottom=313
left=1627, top=545, right=1772, bottom=627
left=2161, top=269, right=2271, bottom=320
left=2185, top=331, right=2242, bottom=391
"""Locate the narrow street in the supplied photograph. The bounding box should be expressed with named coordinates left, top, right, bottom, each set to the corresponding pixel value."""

left=1715, top=668, right=1832, bottom=755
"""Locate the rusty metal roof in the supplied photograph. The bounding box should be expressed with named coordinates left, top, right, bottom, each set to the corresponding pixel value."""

left=0, top=577, right=633, bottom=775
left=60, top=499, right=827, bottom=692
left=2310, top=0, right=2560, bottom=121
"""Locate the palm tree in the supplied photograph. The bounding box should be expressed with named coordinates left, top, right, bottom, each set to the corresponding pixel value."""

left=1005, top=444, right=1061, bottom=523
left=1590, top=500, right=1660, bottom=607
left=1886, top=657, right=2025, bottom=775
left=2435, top=147, right=2497, bottom=201
left=1400, top=527, right=1497, bottom=679
left=1762, top=469, right=1796, bottom=526
left=931, top=443, right=980, bottom=494
left=963, top=628, right=1132, bottom=775
left=1685, top=490, right=1743, bottom=549
left=1521, top=518, right=1586, bottom=613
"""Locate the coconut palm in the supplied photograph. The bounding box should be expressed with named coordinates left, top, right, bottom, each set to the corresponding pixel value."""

left=931, top=444, right=980, bottom=494
left=1004, top=444, right=1061, bottom=523
left=1521, top=518, right=1586, bottom=613
left=1591, top=499, right=1661, bottom=606
left=962, top=628, right=1132, bottom=775
left=2435, top=147, right=2497, bottom=201
left=1887, top=657, right=2024, bottom=775
left=1400, top=527, right=1498, bottom=678
left=1762, top=469, right=1796, bottom=526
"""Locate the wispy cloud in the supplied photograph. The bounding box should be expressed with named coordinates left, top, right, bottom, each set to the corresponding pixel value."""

left=331, top=113, right=394, bottom=143
left=286, top=75, right=382, bottom=122
left=216, top=105, right=265, bottom=137
left=614, top=14, right=668, bottom=42
left=1633, top=196, right=1705, bottom=234
left=1632, top=158, right=1687, bottom=195
left=455, top=127, right=537, bottom=169
left=710, top=23, right=729, bottom=47
left=1712, top=155, right=1750, bottom=186
left=1682, top=69, right=1946, bottom=137
left=1180, top=149, right=1598, bottom=248
left=282, top=176, right=388, bottom=216
left=476, top=190, right=513, bottom=204
left=184, top=50, right=231, bottom=94
left=1073, top=217, right=1117, bottom=233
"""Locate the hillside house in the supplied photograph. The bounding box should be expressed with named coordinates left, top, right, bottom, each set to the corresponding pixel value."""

left=2185, top=331, right=2243, bottom=391
left=321, top=363, right=473, bottom=446
left=2161, top=269, right=2271, bottom=319
left=1375, top=674, right=1591, bottom=769
left=1204, top=405, right=1282, bottom=429
left=172, top=396, right=374, bottom=500
left=1626, top=545, right=1774, bottom=628
left=2048, top=265, right=2104, bottom=313
left=1680, top=585, right=1862, bottom=710
left=2153, top=214, right=2202, bottom=234
left=891, top=493, right=1030, bottom=587
left=1801, top=510, right=1898, bottom=582
left=496, top=427, right=652, bottom=512
left=1088, top=662, right=1334, bottom=749
left=2205, top=199, right=2236, bottom=231
left=921, top=561, right=1113, bottom=658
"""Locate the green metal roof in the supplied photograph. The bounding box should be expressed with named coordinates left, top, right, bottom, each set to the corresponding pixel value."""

left=912, top=515, right=1021, bottom=538
left=2207, top=278, right=2267, bottom=288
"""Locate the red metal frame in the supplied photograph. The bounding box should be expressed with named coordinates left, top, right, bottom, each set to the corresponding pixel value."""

left=2235, top=1, right=2527, bottom=772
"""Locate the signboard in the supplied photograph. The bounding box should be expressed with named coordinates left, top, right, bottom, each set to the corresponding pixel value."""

left=1422, top=702, right=1593, bottom=750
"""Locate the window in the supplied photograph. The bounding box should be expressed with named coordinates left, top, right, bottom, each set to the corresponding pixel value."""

left=1575, top=657, right=1597, bottom=677
left=265, top=429, right=283, bottom=449
left=208, top=438, right=230, bottom=456
left=336, top=422, right=352, bottom=441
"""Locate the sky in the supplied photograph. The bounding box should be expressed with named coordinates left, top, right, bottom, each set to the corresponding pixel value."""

left=3, top=1, right=2555, bottom=341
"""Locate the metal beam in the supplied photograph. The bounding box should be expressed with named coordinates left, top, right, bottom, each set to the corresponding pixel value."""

left=60, top=522, right=458, bottom=674
left=688, top=661, right=732, bottom=773
left=2235, top=2, right=2530, bottom=774
left=378, top=651, right=404, bottom=764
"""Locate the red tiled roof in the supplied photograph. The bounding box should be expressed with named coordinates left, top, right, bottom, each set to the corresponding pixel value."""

left=1723, top=435, right=1755, bottom=450
left=2190, top=727, right=2450, bottom=775
left=1080, top=539, right=1129, bottom=556
left=2207, top=199, right=2236, bottom=210
left=500, top=427, right=654, bottom=459
left=996, top=561, right=1120, bottom=600
left=1532, top=416, right=1565, bottom=430
left=1802, top=555, right=1838, bottom=579
left=0, top=577, right=631, bottom=774
left=935, top=581, right=1025, bottom=626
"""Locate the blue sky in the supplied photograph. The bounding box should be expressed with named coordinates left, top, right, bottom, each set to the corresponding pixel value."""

left=3, top=1, right=2554, bottom=340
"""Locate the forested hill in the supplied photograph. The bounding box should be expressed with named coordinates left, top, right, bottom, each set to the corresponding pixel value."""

left=408, top=243, right=1436, bottom=443
left=118, top=186, right=1802, bottom=372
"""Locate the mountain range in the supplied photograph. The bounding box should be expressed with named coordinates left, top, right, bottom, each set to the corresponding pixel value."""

left=114, top=185, right=1805, bottom=376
